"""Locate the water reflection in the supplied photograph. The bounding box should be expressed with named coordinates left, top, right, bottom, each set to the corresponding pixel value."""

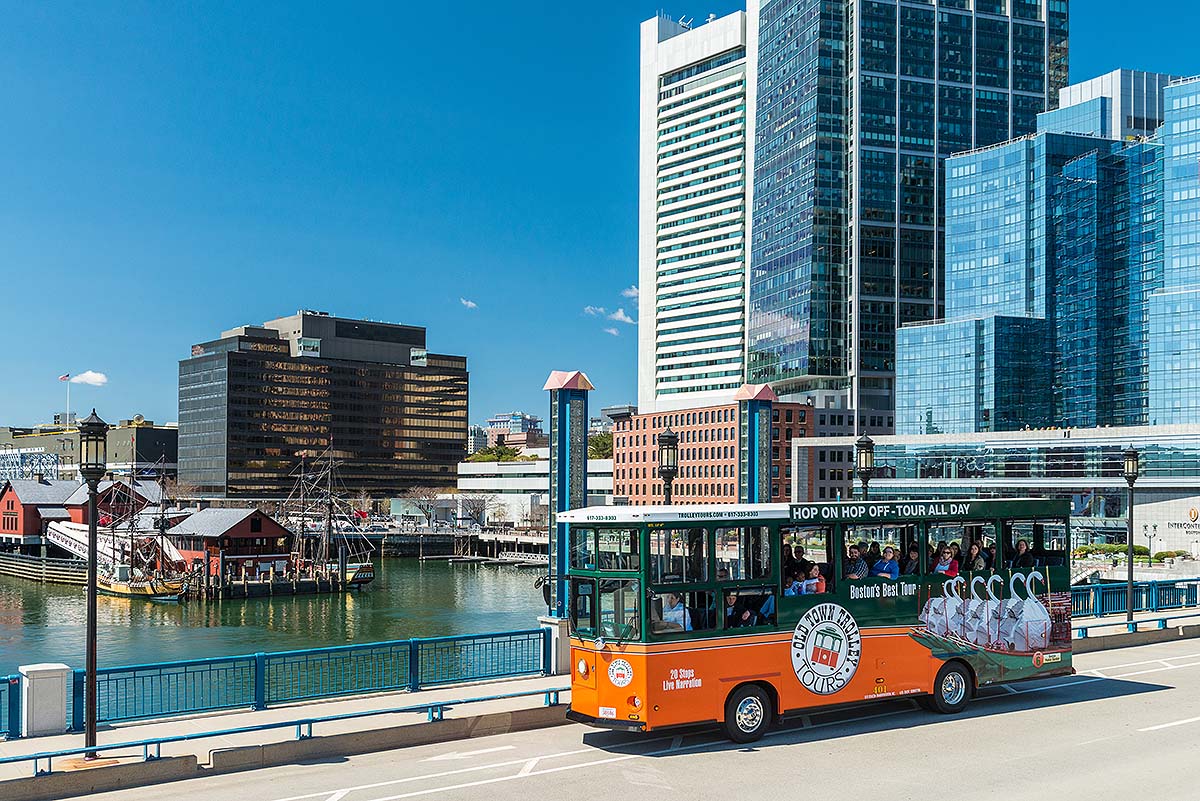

left=0, top=560, right=545, bottom=674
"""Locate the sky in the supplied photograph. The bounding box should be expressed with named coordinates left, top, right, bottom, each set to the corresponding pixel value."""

left=1, top=1, right=1198, bottom=428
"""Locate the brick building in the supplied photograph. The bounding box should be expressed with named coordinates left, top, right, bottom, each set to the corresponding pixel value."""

left=612, top=402, right=813, bottom=505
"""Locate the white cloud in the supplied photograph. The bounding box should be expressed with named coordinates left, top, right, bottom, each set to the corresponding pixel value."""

left=583, top=305, right=607, bottom=316
left=608, top=308, right=636, bottom=325
left=460, top=298, right=478, bottom=309
left=621, top=285, right=639, bottom=299
left=70, top=370, right=108, bottom=387
left=603, top=327, right=620, bottom=337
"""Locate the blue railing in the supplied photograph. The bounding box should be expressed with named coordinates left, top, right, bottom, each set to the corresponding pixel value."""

left=5, top=686, right=569, bottom=778
left=70, top=628, right=549, bottom=729
left=1, top=674, right=19, bottom=739
left=1070, top=578, right=1200, bottom=618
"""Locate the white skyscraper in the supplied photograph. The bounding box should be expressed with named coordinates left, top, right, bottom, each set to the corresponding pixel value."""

left=637, top=12, right=752, bottom=412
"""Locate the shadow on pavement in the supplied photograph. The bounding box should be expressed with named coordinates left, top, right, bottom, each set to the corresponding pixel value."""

left=579, top=675, right=1169, bottom=756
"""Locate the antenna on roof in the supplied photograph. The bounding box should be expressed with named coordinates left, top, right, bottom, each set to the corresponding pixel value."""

left=679, top=16, right=693, bottom=29
left=707, top=13, right=717, bottom=22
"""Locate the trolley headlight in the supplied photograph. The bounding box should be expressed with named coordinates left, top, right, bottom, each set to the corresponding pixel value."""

left=577, top=658, right=589, bottom=679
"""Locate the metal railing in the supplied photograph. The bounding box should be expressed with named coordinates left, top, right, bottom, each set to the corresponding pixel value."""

left=1070, top=579, right=1200, bottom=618
left=1074, top=612, right=1200, bottom=638
left=69, top=628, right=550, bottom=729
left=3, top=685, right=569, bottom=778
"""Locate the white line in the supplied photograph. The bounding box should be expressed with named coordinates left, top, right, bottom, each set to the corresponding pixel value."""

left=1138, top=714, right=1200, bottom=732
left=421, top=745, right=516, bottom=762
left=324, top=792, right=350, bottom=801
left=1079, top=651, right=1200, bottom=672
left=516, top=758, right=539, bottom=777
left=1109, top=661, right=1200, bottom=679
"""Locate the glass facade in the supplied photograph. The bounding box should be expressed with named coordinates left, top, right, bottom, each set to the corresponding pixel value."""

left=178, top=330, right=468, bottom=497
left=896, top=316, right=1052, bottom=434
left=749, top=0, right=1067, bottom=418
left=1150, top=79, right=1200, bottom=424
left=896, top=69, right=1188, bottom=436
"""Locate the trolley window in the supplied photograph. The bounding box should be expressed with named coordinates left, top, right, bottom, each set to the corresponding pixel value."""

left=597, top=579, right=641, bottom=640
left=715, top=526, right=771, bottom=581
left=650, top=528, right=708, bottom=584
left=597, top=528, right=639, bottom=571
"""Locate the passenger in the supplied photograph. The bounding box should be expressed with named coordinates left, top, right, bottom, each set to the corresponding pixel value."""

left=901, top=544, right=921, bottom=576
left=795, top=546, right=814, bottom=576
left=871, top=546, right=900, bottom=580
left=758, top=592, right=776, bottom=623
left=1013, top=539, right=1036, bottom=569
left=965, top=542, right=986, bottom=572
left=661, top=592, right=692, bottom=631
left=950, top=542, right=963, bottom=566
left=866, top=541, right=882, bottom=566
left=801, top=562, right=826, bottom=594
left=781, top=543, right=796, bottom=576
left=987, top=544, right=999, bottom=568
left=933, top=547, right=959, bottom=578
left=724, top=591, right=756, bottom=628
left=717, top=567, right=731, bottom=582
left=783, top=567, right=804, bottom=596
left=844, top=544, right=869, bottom=580
left=931, top=540, right=947, bottom=564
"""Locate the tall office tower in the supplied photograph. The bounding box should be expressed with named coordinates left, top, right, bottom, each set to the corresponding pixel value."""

left=1051, top=69, right=1180, bottom=139
left=747, top=0, right=1068, bottom=426
left=179, top=310, right=468, bottom=497
left=896, top=71, right=1180, bottom=434
left=1150, top=78, right=1200, bottom=424
left=638, top=12, right=752, bottom=412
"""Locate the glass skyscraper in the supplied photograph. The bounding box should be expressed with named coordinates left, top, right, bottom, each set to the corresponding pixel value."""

left=1149, top=78, right=1200, bottom=424
left=897, top=70, right=1186, bottom=435
left=747, top=0, right=1068, bottom=422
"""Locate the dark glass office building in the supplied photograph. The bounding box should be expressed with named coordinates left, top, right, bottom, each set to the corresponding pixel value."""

left=179, top=311, right=468, bottom=498
left=748, top=0, right=1068, bottom=421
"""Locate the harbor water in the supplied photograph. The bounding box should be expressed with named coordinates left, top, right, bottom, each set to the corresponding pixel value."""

left=0, top=559, right=547, bottom=675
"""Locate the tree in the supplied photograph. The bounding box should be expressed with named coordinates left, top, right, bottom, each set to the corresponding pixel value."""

left=163, top=477, right=199, bottom=505
left=465, top=445, right=535, bottom=462
left=402, top=486, right=442, bottom=526
left=588, top=432, right=613, bottom=459
left=460, top=493, right=498, bottom=526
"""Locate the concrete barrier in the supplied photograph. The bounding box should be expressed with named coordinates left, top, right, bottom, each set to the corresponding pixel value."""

left=208, top=704, right=568, bottom=773
left=1074, top=623, right=1200, bottom=653
left=0, top=755, right=199, bottom=801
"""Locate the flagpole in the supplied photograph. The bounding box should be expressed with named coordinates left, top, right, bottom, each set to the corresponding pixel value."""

left=66, top=379, right=70, bottom=427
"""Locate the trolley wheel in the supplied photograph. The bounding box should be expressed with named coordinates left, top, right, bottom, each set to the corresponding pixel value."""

left=927, top=661, right=972, bottom=715
left=723, top=684, right=772, bottom=743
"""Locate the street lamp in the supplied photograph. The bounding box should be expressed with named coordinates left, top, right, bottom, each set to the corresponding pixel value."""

left=855, top=434, right=875, bottom=501
left=1123, top=446, right=1139, bottom=624
left=657, top=428, right=679, bottom=505
left=77, top=409, right=108, bottom=757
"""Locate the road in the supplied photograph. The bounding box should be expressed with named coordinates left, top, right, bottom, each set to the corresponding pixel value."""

left=93, top=639, right=1200, bottom=801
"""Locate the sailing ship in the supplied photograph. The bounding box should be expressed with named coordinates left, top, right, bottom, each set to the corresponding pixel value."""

left=45, top=476, right=190, bottom=601
left=279, top=448, right=376, bottom=589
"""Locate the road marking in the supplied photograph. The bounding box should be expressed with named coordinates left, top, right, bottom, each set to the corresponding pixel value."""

left=1139, top=714, right=1200, bottom=732
left=1108, top=661, right=1200, bottom=679
left=324, top=792, right=350, bottom=801
left=516, top=758, right=539, bottom=776
left=1079, top=651, right=1200, bottom=673
left=669, top=736, right=683, bottom=750
left=422, top=746, right=517, bottom=762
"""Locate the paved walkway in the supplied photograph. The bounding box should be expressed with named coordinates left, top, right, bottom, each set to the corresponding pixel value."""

left=0, top=674, right=568, bottom=781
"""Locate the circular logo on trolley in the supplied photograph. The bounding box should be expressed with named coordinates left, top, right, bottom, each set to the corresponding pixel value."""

left=607, top=659, right=634, bottom=688
left=790, top=603, right=862, bottom=696
left=1032, top=652, right=1045, bottom=669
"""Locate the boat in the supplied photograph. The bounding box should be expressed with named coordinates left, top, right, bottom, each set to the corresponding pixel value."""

left=279, top=446, right=377, bottom=590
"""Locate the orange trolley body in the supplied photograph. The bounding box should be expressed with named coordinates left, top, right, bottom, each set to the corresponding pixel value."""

left=560, top=500, right=1075, bottom=741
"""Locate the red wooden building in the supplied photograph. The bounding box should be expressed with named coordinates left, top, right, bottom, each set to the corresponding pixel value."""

left=167, top=508, right=294, bottom=577
left=0, top=478, right=79, bottom=552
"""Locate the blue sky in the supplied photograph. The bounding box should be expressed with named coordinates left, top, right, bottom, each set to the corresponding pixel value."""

left=1, top=2, right=1197, bottom=428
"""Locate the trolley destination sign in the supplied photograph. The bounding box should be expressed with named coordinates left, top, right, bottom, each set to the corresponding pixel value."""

left=788, top=498, right=1069, bottom=524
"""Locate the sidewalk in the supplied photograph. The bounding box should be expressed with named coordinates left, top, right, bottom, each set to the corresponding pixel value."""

left=0, top=673, right=569, bottom=783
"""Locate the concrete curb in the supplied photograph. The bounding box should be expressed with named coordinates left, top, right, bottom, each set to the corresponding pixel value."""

left=1073, top=623, right=1200, bottom=653
left=0, top=755, right=199, bottom=801
left=0, top=705, right=569, bottom=801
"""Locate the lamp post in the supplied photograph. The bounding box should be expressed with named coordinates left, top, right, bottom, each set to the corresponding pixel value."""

left=77, top=409, right=108, bottom=757
left=657, top=428, right=679, bottom=505
left=855, top=434, right=875, bottom=501
left=1123, top=446, right=1139, bottom=624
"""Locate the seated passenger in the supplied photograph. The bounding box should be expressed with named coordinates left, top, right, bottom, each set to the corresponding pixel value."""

left=844, top=544, right=869, bottom=580
left=933, top=547, right=959, bottom=578
left=661, top=592, right=692, bottom=631
left=801, top=562, right=826, bottom=594
left=781, top=543, right=796, bottom=576
left=758, top=592, right=776, bottom=623
left=1012, top=539, right=1036, bottom=569
left=901, top=544, right=921, bottom=576
left=724, top=592, right=756, bottom=628
left=871, top=546, right=899, bottom=580
left=964, top=542, right=986, bottom=572
left=794, top=546, right=814, bottom=576
left=783, top=568, right=804, bottom=596
left=866, top=542, right=882, bottom=566
left=987, top=544, right=999, bottom=568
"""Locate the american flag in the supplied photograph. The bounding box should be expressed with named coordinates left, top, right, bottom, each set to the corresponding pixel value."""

left=58, top=373, right=69, bottom=381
